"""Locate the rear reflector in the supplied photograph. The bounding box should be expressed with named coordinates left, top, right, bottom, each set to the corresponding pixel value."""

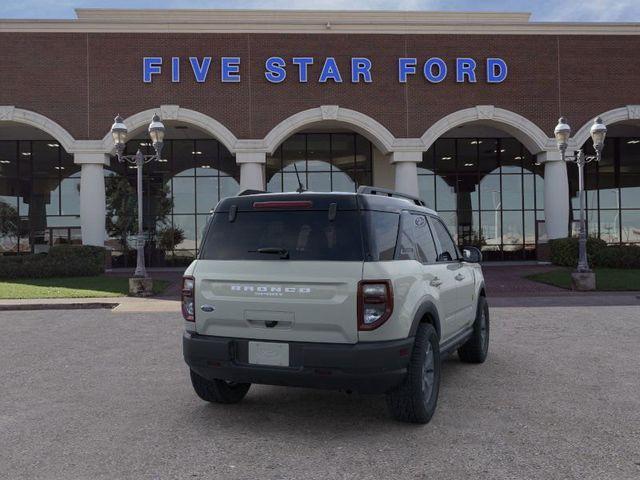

left=253, top=200, right=313, bottom=209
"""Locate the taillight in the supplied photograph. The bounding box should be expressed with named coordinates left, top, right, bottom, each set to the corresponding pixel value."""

left=358, top=280, right=393, bottom=331
left=182, top=276, right=195, bottom=321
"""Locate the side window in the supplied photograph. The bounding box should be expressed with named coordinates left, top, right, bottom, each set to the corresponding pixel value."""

left=412, top=214, right=438, bottom=264
left=394, top=212, right=438, bottom=264
left=395, top=212, right=417, bottom=261
left=429, top=217, right=458, bottom=262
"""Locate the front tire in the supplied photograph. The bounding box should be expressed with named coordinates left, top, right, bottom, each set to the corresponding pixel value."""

left=190, top=370, right=251, bottom=404
left=458, top=296, right=490, bottom=364
left=386, top=323, right=441, bottom=424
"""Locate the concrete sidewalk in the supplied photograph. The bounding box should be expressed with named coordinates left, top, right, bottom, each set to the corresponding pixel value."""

left=0, top=296, right=179, bottom=313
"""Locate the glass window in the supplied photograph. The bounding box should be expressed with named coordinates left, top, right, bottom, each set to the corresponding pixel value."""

left=267, top=133, right=372, bottom=194
left=173, top=140, right=195, bottom=176
left=364, top=211, right=399, bottom=261
left=32, top=141, right=58, bottom=177
left=173, top=214, right=196, bottom=251
left=196, top=177, right=219, bottom=214
left=419, top=147, right=434, bottom=172
left=307, top=134, right=331, bottom=171
left=500, top=138, right=523, bottom=174
left=621, top=210, right=640, bottom=243
left=418, top=175, right=435, bottom=209
left=0, top=141, right=18, bottom=177
left=200, top=210, right=364, bottom=261
left=194, top=139, right=219, bottom=174
left=60, top=176, right=80, bottom=215
left=435, top=176, right=456, bottom=211
left=457, top=138, right=478, bottom=173
left=435, top=139, right=456, bottom=175
left=479, top=175, right=501, bottom=211
left=502, top=175, right=523, bottom=210
left=478, top=139, right=498, bottom=174
left=599, top=210, right=620, bottom=243
left=172, top=177, right=195, bottom=214
left=412, top=214, right=438, bottom=263
left=429, top=216, right=458, bottom=262
left=502, top=211, right=524, bottom=248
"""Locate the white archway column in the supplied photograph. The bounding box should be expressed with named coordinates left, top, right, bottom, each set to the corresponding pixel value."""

left=237, top=151, right=266, bottom=191
left=75, top=152, right=109, bottom=246
left=539, top=151, right=569, bottom=239
left=391, top=151, right=421, bottom=197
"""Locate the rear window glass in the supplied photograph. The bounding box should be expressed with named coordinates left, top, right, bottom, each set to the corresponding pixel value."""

left=200, top=210, right=364, bottom=261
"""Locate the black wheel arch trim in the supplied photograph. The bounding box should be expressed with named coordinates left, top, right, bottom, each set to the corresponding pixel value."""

left=409, top=300, right=442, bottom=339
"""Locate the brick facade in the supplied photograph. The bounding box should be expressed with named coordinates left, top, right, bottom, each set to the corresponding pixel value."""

left=1, top=31, right=639, bottom=142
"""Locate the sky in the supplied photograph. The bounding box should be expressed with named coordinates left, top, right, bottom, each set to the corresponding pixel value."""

left=0, top=0, right=639, bottom=22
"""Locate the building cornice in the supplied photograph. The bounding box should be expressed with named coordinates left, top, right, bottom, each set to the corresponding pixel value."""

left=0, top=9, right=639, bottom=35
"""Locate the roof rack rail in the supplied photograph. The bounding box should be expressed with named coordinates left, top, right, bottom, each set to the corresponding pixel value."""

left=357, top=186, right=426, bottom=207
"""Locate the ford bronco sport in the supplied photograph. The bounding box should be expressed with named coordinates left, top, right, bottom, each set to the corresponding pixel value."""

left=182, top=187, right=489, bottom=424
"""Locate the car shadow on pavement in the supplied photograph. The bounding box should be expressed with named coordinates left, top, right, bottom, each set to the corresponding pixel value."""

left=185, top=356, right=481, bottom=433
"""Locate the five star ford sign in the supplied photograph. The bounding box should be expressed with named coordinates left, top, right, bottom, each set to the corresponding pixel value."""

left=142, top=56, right=508, bottom=84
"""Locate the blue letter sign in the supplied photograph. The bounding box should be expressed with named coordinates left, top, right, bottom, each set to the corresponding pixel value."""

left=424, top=58, right=447, bottom=83
left=487, top=58, right=508, bottom=83
left=189, top=57, right=211, bottom=83
left=142, top=55, right=508, bottom=84
left=265, top=57, right=287, bottom=83
left=319, top=57, right=343, bottom=83
left=143, top=57, right=162, bottom=83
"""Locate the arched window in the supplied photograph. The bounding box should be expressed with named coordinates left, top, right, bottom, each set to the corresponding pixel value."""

left=266, top=133, right=373, bottom=193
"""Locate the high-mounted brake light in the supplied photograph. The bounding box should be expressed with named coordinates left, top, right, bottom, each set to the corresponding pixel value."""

left=182, top=276, right=195, bottom=321
left=357, top=280, right=393, bottom=331
left=253, top=201, right=313, bottom=209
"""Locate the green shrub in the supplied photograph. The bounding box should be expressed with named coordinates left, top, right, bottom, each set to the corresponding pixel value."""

left=550, top=237, right=640, bottom=269
left=549, top=237, right=607, bottom=267
left=0, top=245, right=106, bottom=279
left=593, top=245, right=640, bottom=269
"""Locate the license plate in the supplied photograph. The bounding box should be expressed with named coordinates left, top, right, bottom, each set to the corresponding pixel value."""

left=248, top=341, right=289, bottom=367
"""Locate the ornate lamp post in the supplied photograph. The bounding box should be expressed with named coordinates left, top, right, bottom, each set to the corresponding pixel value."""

left=110, top=114, right=165, bottom=285
left=554, top=116, right=607, bottom=289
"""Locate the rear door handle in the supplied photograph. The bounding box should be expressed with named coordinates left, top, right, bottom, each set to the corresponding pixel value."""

left=455, top=273, right=465, bottom=281
left=430, top=277, right=443, bottom=287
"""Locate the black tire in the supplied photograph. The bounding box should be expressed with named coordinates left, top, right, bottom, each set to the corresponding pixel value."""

left=458, top=296, right=490, bottom=364
left=189, top=369, right=251, bottom=404
left=386, top=323, right=441, bottom=424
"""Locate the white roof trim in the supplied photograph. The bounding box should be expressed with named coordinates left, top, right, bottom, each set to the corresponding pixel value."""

left=0, top=9, right=639, bottom=34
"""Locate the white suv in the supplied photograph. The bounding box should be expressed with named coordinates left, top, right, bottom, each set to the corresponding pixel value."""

left=182, top=187, right=489, bottom=424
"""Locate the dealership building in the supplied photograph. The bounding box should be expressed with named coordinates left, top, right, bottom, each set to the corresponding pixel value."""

left=1, top=9, right=640, bottom=264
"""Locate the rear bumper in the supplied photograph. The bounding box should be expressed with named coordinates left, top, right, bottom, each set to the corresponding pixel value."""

left=183, top=331, right=414, bottom=394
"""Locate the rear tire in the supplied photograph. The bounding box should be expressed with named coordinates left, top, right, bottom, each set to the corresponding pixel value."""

left=458, top=296, right=490, bottom=364
left=386, top=323, right=441, bottom=424
left=190, top=370, right=251, bottom=404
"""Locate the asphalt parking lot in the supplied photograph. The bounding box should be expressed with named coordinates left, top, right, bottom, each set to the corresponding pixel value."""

left=1, top=305, right=639, bottom=480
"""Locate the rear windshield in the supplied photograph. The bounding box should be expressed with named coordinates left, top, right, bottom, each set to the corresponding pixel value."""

left=200, top=210, right=365, bottom=261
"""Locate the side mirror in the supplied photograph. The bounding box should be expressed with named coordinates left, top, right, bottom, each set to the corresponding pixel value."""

left=462, top=246, right=482, bottom=263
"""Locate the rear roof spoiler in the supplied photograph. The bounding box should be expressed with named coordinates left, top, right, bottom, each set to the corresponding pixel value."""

left=237, top=188, right=267, bottom=196
left=357, top=186, right=426, bottom=207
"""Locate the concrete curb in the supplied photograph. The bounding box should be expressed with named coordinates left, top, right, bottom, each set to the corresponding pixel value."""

left=0, top=302, right=120, bottom=312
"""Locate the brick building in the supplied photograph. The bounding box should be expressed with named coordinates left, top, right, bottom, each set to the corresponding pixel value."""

left=1, top=9, right=639, bottom=264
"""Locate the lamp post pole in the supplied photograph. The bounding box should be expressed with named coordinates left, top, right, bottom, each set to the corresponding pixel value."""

left=134, top=149, right=147, bottom=277
left=110, top=114, right=166, bottom=285
left=575, top=149, right=589, bottom=272
left=554, top=116, right=607, bottom=285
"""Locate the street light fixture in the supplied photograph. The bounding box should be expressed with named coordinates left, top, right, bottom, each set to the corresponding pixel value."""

left=553, top=116, right=607, bottom=278
left=110, top=113, right=165, bottom=280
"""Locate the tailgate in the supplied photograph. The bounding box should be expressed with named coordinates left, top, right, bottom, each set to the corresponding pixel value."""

left=194, top=260, right=363, bottom=344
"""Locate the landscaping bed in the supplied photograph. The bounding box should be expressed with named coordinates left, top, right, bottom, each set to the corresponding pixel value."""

left=0, top=276, right=169, bottom=299
left=526, top=268, right=640, bottom=291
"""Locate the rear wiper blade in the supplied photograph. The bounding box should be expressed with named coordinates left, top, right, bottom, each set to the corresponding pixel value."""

left=249, top=247, right=290, bottom=259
